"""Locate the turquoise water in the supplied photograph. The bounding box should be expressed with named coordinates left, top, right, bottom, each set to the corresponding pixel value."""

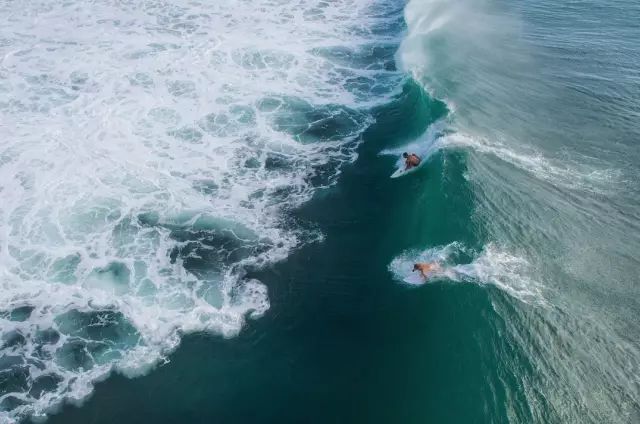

left=1, top=0, right=639, bottom=422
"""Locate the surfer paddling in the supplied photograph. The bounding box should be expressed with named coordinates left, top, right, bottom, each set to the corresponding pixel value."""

left=413, top=262, right=440, bottom=279
left=403, top=152, right=421, bottom=170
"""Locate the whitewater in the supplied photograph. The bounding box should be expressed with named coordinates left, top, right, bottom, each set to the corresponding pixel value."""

left=0, top=0, right=402, bottom=420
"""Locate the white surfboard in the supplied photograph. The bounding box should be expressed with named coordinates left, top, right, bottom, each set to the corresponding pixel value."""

left=390, top=162, right=422, bottom=179
left=402, top=273, right=426, bottom=285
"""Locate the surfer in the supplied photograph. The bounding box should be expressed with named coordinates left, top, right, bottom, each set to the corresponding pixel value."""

left=403, top=152, right=421, bottom=170
left=413, top=262, right=440, bottom=279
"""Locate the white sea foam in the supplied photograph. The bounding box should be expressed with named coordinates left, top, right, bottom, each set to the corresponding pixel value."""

left=389, top=242, right=545, bottom=304
left=376, top=119, right=615, bottom=194
left=438, top=132, right=620, bottom=192
left=0, top=0, right=401, bottom=421
left=378, top=118, right=447, bottom=161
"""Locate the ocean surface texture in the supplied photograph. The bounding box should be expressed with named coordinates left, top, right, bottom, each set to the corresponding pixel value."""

left=1, top=0, right=639, bottom=423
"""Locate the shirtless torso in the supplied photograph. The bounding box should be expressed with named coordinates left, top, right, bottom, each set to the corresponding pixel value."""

left=413, top=262, right=440, bottom=279
left=405, top=154, right=421, bottom=170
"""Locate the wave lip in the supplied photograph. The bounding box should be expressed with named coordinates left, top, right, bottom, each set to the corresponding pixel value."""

left=439, top=133, right=622, bottom=193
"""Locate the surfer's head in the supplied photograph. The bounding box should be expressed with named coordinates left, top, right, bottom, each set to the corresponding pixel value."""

left=402, top=152, right=408, bottom=158
left=412, top=263, right=419, bottom=271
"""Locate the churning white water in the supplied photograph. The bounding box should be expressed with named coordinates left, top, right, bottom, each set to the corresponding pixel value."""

left=0, top=0, right=402, bottom=420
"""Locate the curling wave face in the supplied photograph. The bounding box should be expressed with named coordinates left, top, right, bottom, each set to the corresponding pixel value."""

left=393, top=0, right=640, bottom=421
left=0, top=0, right=403, bottom=420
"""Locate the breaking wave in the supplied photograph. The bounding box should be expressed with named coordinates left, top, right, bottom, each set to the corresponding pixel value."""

left=0, top=0, right=403, bottom=421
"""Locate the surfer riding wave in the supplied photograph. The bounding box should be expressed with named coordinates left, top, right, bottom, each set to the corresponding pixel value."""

left=403, top=152, right=421, bottom=170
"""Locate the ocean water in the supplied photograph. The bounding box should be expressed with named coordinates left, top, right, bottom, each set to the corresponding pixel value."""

left=1, top=0, right=639, bottom=423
